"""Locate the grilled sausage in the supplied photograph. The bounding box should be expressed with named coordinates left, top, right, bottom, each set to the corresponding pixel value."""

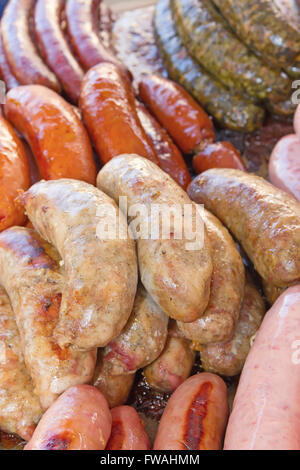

left=97, top=154, right=213, bottom=323
left=188, top=169, right=300, bottom=288
left=0, top=286, right=42, bottom=440
left=34, top=0, right=84, bottom=104
left=0, top=27, right=19, bottom=90
left=193, top=142, right=246, bottom=174
left=25, top=385, right=112, bottom=450
left=23, top=179, right=138, bottom=350
left=153, top=373, right=228, bottom=450
left=0, top=227, right=97, bottom=410
left=80, top=63, right=160, bottom=166
left=1, top=0, right=61, bottom=91
left=262, top=280, right=286, bottom=306
left=178, top=209, right=245, bottom=344
left=106, top=406, right=150, bottom=450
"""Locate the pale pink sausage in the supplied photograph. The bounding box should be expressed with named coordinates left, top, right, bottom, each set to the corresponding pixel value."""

left=154, top=373, right=228, bottom=450
left=106, top=406, right=150, bottom=450
left=25, top=385, right=112, bottom=450
left=224, top=286, right=300, bottom=450
left=269, top=134, right=300, bottom=201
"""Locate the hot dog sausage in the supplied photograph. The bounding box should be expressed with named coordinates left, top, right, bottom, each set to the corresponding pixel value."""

left=97, top=154, right=213, bottom=323
left=0, top=27, right=19, bottom=90
left=106, top=406, right=150, bottom=450
left=224, top=286, right=300, bottom=450
left=80, top=63, right=160, bottom=166
left=139, top=75, right=215, bottom=154
left=193, top=142, right=246, bottom=174
left=23, top=179, right=138, bottom=350
left=1, top=0, right=61, bottom=91
left=153, top=373, right=228, bottom=450
left=5, top=85, right=97, bottom=184
left=25, top=385, right=112, bottom=450
left=188, top=169, right=300, bottom=288
left=0, top=227, right=97, bottom=409
left=34, top=0, right=84, bottom=104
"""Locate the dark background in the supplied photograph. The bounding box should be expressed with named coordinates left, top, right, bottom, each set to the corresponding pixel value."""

left=0, top=0, right=8, bottom=18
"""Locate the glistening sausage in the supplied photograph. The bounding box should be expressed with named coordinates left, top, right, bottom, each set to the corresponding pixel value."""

left=106, top=406, right=150, bottom=450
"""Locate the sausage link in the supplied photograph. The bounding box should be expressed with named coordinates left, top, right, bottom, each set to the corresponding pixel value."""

left=106, top=406, right=151, bottom=450
left=153, top=373, right=228, bottom=450
left=34, top=0, right=84, bottom=104
left=80, top=63, right=160, bottom=166
left=262, top=280, right=286, bottom=306
left=25, top=385, right=112, bottom=450
left=1, top=0, right=61, bottom=91
left=5, top=85, right=97, bottom=184
left=139, top=74, right=215, bottom=154
left=193, top=142, right=246, bottom=174
left=0, top=26, right=19, bottom=90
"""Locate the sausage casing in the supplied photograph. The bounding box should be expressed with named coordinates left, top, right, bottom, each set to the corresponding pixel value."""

left=106, top=406, right=150, bottom=450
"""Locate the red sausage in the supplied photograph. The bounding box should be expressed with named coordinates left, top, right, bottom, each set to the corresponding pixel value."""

left=0, top=27, right=19, bottom=90
left=153, top=373, right=228, bottom=450
left=25, top=385, right=112, bottom=450
left=139, top=75, right=215, bottom=154
left=193, top=142, right=246, bottom=174
left=136, top=101, right=191, bottom=189
left=34, top=0, right=84, bottom=104
left=106, top=406, right=151, bottom=451
left=224, top=286, right=300, bottom=450
left=1, top=0, right=61, bottom=92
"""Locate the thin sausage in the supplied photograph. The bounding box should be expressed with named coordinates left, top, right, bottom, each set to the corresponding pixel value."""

left=193, top=142, right=246, bottom=174
left=106, top=406, right=150, bottom=450
left=0, top=26, right=19, bottom=90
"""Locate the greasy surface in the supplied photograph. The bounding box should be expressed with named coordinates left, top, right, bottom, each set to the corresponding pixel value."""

left=106, top=406, right=150, bottom=450
left=139, top=74, right=215, bottom=154
left=193, top=141, right=245, bottom=174
left=1, top=0, right=60, bottom=91
left=5, top=85, right=96, bottom=184
left=0, top=227, right=96, bottom=410
left=188, top=169, right=300, bottom=287
left=154, top=0, right=265, bottom=133
left=0, top=116, right=31, bottom=233
left=23, top=179, right=138, bottom=350
left=154, top=373, right=228, bottom=450
left=224, top=286, right=300, bottom=450
left=200, top=280, right=266, bottom=376
left=0, top=26, right=19, bottom=90
left=34, top=0, right=84, bottom=104
left=101, top=285, right=168, bottom=375
left=0, top=286, right=42, bottom=440
left=25, top=385, right=112, bottom=450
left=97, top=154, right=213, bottom=323
left=178, top=209, right=245, bottom=344
left=80, top=63, right=160, bottom=166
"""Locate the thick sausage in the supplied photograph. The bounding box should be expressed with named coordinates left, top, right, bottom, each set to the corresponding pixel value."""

left=25, top=385, right=112, bottom=450
left=0, top=286, right=42, bottom=440
left=5, top=85, right=97, bottom=184
left=188, top=169, right=300, bottom=288
left=153, top=373, right=228, bottom=450
left=193, top=142, right=246, bottom=174
left=0, top=227, right=97, bottom=410
left=0, top=27, right=19, bottom=90
left=80, top=63, right=160, bottom=166
left=199, top=279, right=265, bottom=376
left=106, top=406, right=150, bottom=450
left=139, top=75, right=215, bottom=154
left=101, top=285, right=168, bottom=375
left=136, top=100, right=191, bottom=189
left=97, top=154, right=213, bottom=323
left=0, top=116, right=31, bottom=233
left=1, top=0, right=61, bottom=91
left=23, top=179, right=138, bottom=350
left=224, top=286, right=300, bottom=450
left=34, top=0, right=84, bottom=104
left=178, top=209, right=245, bottom=344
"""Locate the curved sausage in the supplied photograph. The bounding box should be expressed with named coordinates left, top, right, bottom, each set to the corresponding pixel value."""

left=0, top=116, right=31, bottom=233
left=0, top=227, right=97, bottom=410
left=0, top=286, right=42, bottom=440
left=0, top=27, right=19, bottom=90
left=34, top=0, right=84, bottom=104
left=25, top=385, right=112, bottom=450
left=5, top=85, right=97, bottom=184
left=224, top=286, right=300, bottom=450
left=106, top=406, right=150, bottom=450
left=23, top=179, right=138, bottom=350
left=153, top=373, right=228, bottom=450
left=199, top=279, right=265, bottom=376
left=188, top=169, right=300, bottom=288
left=178, top=209, right=245, bottom=344
left=193, top=142, right=246, bottom=174
left=136, top=101, right=191, bottom=189
left=1, top=0, right=61, bottom=91
left=139, top=75, right=215, bottom=154
left=97, top=154, right=213, bottom=323
left=80, top=63, right=160, bottom=166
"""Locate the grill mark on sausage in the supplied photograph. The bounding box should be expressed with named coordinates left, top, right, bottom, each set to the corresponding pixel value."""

left=43, top=433, right=72, bottom=450
left=106, top=420, right=124, bottom=450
